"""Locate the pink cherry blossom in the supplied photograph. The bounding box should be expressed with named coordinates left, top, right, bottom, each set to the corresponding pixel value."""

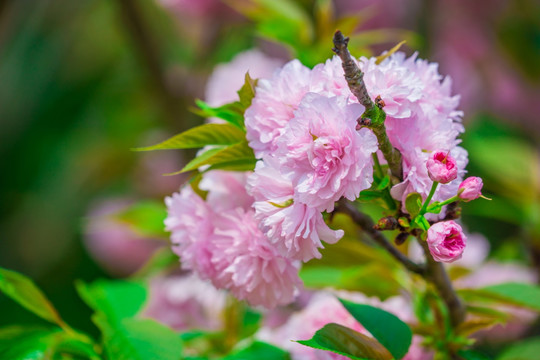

left=205, top=49, right=284, bottom=108
left=458, top=176, right=483, bottom=201
left=245, top=60, right=312, bottom=157
left=277, top=94, right=378, bottom=212
left=258, top=291, right=432, bottom=360
left=355, top=52, right=467, bottom=218
left=426, top=151, right=458, bottom=184
left=426, top=221, right=467, bottom=263
left=142, top=274, right=227, bottom=331
left=247, top=157, right=344, bottom=262
left=84, top=198, right=164, bottom=277
left=165, top=187, right=217, bottom=279
left=210, top=207, right=302, bottom=308
left=198, top=170, right=253, bottom=212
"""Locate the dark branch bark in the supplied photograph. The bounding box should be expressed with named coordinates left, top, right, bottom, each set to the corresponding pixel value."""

left=337, top=200, right=426, bottom=275
left=417, top=238, right=467, bottom=327
left=332, top=30, right=403, bottom=180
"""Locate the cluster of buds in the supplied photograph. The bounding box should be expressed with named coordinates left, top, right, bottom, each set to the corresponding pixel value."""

left=423, top=151, right=488, bottom=262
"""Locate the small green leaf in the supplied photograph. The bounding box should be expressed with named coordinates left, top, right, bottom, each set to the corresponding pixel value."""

left=375, top=40, right=406, bottom=65
left=204, top=158, right=257, bottom=172
left=458, top=282, right=540, bottom=312
left=0, top=267, right=66, bottom=329
left=194, top=100, right=245, bottom=129
left=134, top=123, right=245, bottom=151
left=359, top=190, right=383, bottom=202
left=296, top=323, right=392, bottom=360
left=131, top=247, right=179, bottom=279
left=498, top=337, right=540, bottom=360
left=101, top=318, right=183, bottom=360
left=180, top=141, right=255, bottom=173
left=237, top=72, right=258, bottom=109
left=223, top=341, right=290, bottom=360
left=458, top=349, right=492, bottom=360
left=339, top=299, right=412, bottom=359
left=114, top=200, right=168, bottom=238
left=178, top=147, right=226, bottom=173
left=375, top=176, right=390, bottom=191
left=482, top=282, right=540, bottom=311
left=405, top=192, right=422, bottom=218
left=76, top=280, right=147, bottom=322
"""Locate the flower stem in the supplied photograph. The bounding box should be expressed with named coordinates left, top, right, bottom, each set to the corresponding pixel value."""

left=372, top=153, right=397, bottom=211
left=420, top=181, right=438, bottom=215
left=417, top=237, right=467, bottom=327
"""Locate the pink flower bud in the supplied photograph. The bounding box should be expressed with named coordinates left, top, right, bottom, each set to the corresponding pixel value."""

left=426, top=221, right=466, bottom=263
left=458, top=177, right=483, bottom=201
left=426, top=151, right=458, bottom=184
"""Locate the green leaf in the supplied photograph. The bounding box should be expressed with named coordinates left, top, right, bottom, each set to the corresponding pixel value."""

left=0, top=267, right=66, bottom=328
left=458, top=349, right=492, bottom=360
left=237, top=72, right=258, bottom=109
left=114, top=200, right=168, bottom=238
left=194, top=100, right=245, bottom=129
left=178, top=146, right=226, bottom=173
left=180, top=141, right=255, bottom=173
left=204, top=158, right=257, bottom=172
left=300, top=265, right=402, bottom=300
left=223, top=341, right=290, bottom=360
left=375, top=176, right=390, bottom=191
left=0, top=327, right=62, bottom=360
left=405, top=192, right=422, bottom=218
left=76, top=280, right=147, bottom=322
left=338, top=299, right=412, bottom=359
left=77, top=280, right=182, bottom=360
left=482, top=282, right=540, bottom=311
left=131, top=247, right=179, bottom=279
left=296, top=323, right=392, bottom=360
left=458, top=282, right=540, bottom=312
left=498, top=337, right=540, bottom=360
left=0, top=326, right=99, bottom=360
left=100, top=318, right=183, bottom=360
left=134, top=123, right=245, bottom=151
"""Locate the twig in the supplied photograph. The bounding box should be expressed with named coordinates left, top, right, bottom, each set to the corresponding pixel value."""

left=337, top=200, right=425, bottom=275
left=417, top=238, right=467, bottom=327
left=332, top=30, right=403, bottom=180
left=117, top=0, right=184, bottom=127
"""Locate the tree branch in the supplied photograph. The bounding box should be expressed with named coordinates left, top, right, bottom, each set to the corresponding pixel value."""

left=332, top=30, right=403, bottom=180
left=337, top=200, right=425, bottom=275
left=417, top=238, right=467, bottom=327
left=117, top=0, right=185, bottom=128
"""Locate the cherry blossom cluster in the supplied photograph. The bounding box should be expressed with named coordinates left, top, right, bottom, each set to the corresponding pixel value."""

left=164, top=49, right=487, bottom=308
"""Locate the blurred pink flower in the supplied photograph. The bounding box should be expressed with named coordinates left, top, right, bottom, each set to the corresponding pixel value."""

left=426, top=221, right=467, bottom=263
left=277, top=94, right=378, bottom=212
left=205, top=49, right=284, bottom=108
left=142, top=273, right=227, bottom=331
left=258, top=291, right=431, bottom=360
left=84, top=199, right=164, bottom=277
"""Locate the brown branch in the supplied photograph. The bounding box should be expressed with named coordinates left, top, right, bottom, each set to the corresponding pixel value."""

left=332, top=30, right=403, bottom=180
left=337, top=200, right=425, bottom=275
left=117, top=0, right=185, bottom=128
left=417, top=238, right=467, bottom=327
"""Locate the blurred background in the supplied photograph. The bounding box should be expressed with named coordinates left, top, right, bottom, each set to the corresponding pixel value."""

left=0, top=0, right=539, bottom=340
